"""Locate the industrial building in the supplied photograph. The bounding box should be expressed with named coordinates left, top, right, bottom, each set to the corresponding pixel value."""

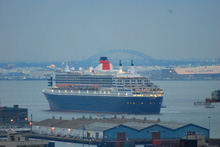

left=0, top=105, right=28, bottom=127
left=103, top=121, right=209, bottom=142
left=32, top=117, right=209, bottom=142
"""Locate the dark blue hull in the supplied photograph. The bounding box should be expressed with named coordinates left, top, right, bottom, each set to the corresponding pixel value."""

left=44, top=93, right=163, bottom=114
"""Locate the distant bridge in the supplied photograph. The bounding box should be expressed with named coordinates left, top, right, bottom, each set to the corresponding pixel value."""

left=73, top=49, right=203, bottom=68
left=87, top=49, right=154, bottom=61
left=81, top=49, right=156, bottom=67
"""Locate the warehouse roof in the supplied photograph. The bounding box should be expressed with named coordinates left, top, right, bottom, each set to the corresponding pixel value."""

left=0, top=105, right=27, bottom=111
left=84, top=122, right=119, bottom=131
left=157, top=121, right=188, bottom=130
left=34, top=117, right=158, bottom=129
left=34, top=119, right=67, bottom=127
left=123, top=122, right=154, bottom=130
left=121, top=121, right=189, bottom=131
left=34, top=117, right=208, bottom=133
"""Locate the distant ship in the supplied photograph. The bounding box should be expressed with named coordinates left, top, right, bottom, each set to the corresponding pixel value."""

left=174, top=66, right=220, bottom=75
left=43, top=57, right=164, bottom=114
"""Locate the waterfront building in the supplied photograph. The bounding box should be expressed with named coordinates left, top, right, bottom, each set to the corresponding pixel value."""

left=0, top=105, right=28, bottom=127
left=32, top=117, right=209, bottom=142
left=103, top=122, right=209, bottom=142
left=0, top=131, right=51, bottom=147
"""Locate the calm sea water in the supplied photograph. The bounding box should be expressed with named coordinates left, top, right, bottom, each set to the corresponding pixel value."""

left=0, top=80, right=219, bottom=146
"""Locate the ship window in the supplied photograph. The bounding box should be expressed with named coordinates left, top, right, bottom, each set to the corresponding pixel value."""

left=141, top=102, right=144, bottom=104
left=133, top=102, right=135, bottom=104
left=127, top=102, right=129, bottom=104
left=125, top=80, right=130, bottom=84
left=137, top=80, right=142, bottom=84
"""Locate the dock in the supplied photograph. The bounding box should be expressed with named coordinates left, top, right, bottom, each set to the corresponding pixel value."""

left=194, top=101, right=220, bottom=108
left=29, top=134, right=99, bottom=144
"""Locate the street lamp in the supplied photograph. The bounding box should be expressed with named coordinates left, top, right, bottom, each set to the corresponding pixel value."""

left=10, top=119, right=13, bottom=128
left=82, top=125, right=85, bottom=147
left=208, top=116, right=211, bottom=138
left=30, top=121, right=33, bottom=134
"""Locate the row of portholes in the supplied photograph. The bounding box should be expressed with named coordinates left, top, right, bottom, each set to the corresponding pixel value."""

left=126, top=102, right=158, bottom=105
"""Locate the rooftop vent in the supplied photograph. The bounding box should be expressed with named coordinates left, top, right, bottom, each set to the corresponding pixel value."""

left=157, top=118, right=160, bottom=122
left=14, top=105, right=19, bottom=108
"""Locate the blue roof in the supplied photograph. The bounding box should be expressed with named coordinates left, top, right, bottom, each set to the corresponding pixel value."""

left=104, top=121, right=208, bottom=133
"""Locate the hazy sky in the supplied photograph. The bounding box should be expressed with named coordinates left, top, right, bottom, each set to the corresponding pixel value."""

left=0, top=0, right=220, bottom=62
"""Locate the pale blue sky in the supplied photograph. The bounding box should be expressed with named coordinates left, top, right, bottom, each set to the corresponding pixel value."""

left=0, top=0, right=220, bottom=61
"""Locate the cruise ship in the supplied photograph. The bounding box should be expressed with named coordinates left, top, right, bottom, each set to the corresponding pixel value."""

left=43, top=57, right=164, bottom=114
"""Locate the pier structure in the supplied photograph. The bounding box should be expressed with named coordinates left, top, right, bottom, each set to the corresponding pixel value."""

left=194, top=90, right=220, bottom=108
left=194, top=101, right=216, bottom=108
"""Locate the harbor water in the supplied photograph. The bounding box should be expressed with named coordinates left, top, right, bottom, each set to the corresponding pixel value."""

left=0, top=80, right=220, bottom=146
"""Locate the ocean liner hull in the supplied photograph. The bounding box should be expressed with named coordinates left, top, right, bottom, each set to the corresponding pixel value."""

left=44, top=93, right=163, bottom=114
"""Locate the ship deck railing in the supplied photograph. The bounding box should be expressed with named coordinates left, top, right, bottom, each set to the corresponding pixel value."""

left=43, top=89, right=163, bottom=98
